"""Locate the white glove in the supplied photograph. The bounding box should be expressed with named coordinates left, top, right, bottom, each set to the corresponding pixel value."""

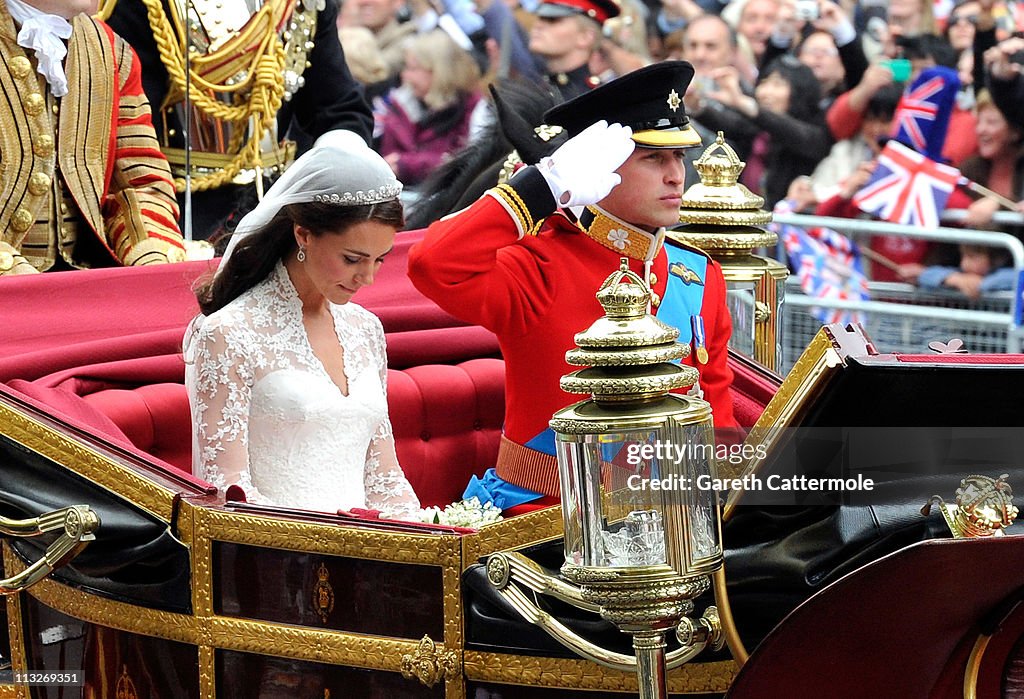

left=536, top=120, right=635, bottom=208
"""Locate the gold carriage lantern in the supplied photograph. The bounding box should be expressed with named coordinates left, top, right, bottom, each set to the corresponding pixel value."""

left=487, top=260, right=724, bottom=699
left=550, top=260, right=724, bottom=698
left=673, top=133, right=788, bottom=372
left=552, top=260, right=723, bottom=579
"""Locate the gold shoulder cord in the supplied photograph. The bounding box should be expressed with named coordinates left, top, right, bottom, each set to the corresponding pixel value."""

left=98, top=0, right=299, bottom=192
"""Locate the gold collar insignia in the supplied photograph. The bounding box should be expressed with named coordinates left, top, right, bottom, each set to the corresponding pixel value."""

left=578, top=206, right=664, bottom=262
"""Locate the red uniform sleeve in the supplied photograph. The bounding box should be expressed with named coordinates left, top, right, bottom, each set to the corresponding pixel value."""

left=408, top=194, right=558, bottom=337
left=102, top=29, right=184, bottom=265
left=700, top=258, right=737, bottom=431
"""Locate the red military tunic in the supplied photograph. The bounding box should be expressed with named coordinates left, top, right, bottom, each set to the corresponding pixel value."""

left=409, top=167, right=735, bottom=498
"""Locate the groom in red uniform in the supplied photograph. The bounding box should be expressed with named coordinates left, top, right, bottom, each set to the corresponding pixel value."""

left=409, top=61, right=735, bottom=510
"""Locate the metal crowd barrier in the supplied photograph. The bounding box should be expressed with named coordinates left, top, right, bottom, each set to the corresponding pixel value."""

left=771, top=213, right=1024, bottom=375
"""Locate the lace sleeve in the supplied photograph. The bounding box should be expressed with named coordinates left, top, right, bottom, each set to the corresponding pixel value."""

left=187, top=318, right=273, bottom=504
left=363, top=317, right=421, bottom=519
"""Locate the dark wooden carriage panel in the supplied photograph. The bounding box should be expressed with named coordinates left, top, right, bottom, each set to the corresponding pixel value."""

left=213, top=543, right=445, bottom=639
left=20, top=597, right=199, bottom=699
left=216, top=650, right=445, bottom=699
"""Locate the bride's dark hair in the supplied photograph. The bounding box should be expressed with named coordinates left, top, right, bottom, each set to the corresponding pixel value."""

left=196, top=199, right=404, bottom=316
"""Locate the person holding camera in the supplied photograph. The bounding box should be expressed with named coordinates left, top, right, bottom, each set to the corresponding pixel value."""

left=761, top=0, right=868, bottom=107
left=827, top=33, right=978, bottom=165
left=695, top=55, right=832, bottom=206
left=984, top=35, right=1024, bottom=132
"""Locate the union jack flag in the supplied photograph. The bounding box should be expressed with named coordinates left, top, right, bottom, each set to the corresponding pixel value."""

left=774, top=200, right=869, bottom=326
left=852, top=141, right=962, bottom=229
left=894, top=75, right=942, bottom=152
left=892, top=65, right=959, bottom=162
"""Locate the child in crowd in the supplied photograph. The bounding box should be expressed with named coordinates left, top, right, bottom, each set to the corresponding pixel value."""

left=900, top=244, right=1017, bottom=299
left=810, top=83, right=901, bottom=201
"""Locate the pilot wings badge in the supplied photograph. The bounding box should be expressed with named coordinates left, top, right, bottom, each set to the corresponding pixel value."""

left=669, top=262, right=703, bottom=286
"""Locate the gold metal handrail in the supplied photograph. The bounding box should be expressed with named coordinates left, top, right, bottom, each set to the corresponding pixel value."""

left=0, top=505, right=100, bottom=594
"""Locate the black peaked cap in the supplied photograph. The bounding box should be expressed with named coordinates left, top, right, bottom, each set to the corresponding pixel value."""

left=542, top=61, right=700, bottom=148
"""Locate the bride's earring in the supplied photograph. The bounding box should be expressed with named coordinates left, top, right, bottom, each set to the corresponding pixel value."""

left=297, top=246, right=306, bottom=263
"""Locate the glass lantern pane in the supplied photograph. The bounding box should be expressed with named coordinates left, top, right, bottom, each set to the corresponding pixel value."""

left=772, top=274, right=786, bottom=371
left=671, top=418, right=723, bottom=570
left=557, top=428, right=670, bottom=569
left=726, top=282, right=757, bottom=359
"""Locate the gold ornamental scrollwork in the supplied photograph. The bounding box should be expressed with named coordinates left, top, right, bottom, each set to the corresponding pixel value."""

left=311, top=562, right=335, bottom=623
left=115, top=665, right=138, bottom=699
left=399, top=635, right=458, bottom=688
left=754, top=301, right=771, bottom=323
left=922, top=474, right=1018, bottom=538
left=559, top=374, right=692, bottom=397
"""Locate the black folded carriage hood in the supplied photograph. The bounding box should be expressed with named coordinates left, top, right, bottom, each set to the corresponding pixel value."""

left=0, top=435, right=191, bottom=615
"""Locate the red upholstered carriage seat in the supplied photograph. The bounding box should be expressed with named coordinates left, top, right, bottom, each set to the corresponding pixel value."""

left=83, top=383, right=193, bottom=473
left=72, top=359, right=507, bottom=508
left=70, top=355, right=766, bottom=508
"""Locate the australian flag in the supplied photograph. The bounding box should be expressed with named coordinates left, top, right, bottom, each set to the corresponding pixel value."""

left=775, top=200, right=870, bottom=326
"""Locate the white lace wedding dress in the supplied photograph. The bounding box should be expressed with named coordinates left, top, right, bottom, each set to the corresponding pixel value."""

left=184, top=262, right=421, bottom=519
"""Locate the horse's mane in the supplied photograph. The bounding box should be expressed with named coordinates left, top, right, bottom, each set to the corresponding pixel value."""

left=405, top=79, right=561, bottom=230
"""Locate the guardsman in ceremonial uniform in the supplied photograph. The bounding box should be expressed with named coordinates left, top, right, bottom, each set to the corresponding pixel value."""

left=0, top=0, right=184, bottom=275
left=528, top=0, right=617, bottom=101
left=409, top=61, right=736, bottom=511
left=106, top=0, right=374, bottom=239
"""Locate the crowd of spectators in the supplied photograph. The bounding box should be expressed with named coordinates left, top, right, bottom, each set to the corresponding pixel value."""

left=332, top=0, right=1024, bottom=290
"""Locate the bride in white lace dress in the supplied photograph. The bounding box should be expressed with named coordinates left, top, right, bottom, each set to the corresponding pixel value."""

left=184, top=131, right=420, bottom=519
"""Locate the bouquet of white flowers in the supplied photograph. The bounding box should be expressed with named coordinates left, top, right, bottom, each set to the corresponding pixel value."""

left=420, top=497, right=503, bottom=528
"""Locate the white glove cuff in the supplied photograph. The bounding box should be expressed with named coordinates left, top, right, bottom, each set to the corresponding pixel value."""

left=536, top=156, right=572, bottom=207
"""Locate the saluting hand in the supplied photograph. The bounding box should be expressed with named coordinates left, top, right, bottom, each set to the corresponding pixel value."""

left=537, top=120, right=635, bottom=208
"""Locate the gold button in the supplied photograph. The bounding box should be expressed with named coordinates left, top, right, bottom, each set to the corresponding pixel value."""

left=51, top=103, right=59, bottom=115
left=648, top=273, right=658, bottom=285
left=651, top=292, right=661, bottom=307
left=33, top=135, right=53, bottom=157
left=0, top=251, right=14, bottom=272
left=27, top=172, right=51, bottom=195
left=60, top=202, right=68, bottom=215
left=10, top=56, right=31, bottom=79
left=11, top=208, right=33, bottom=232
left=23, top=93, right=44, bottom=116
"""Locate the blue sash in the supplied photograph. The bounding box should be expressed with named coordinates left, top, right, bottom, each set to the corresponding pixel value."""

left=463, top=429, right=556, bottom=508
left=657, top=244, right=708, bottom=345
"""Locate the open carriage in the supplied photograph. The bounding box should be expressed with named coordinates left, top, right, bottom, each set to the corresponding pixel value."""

left=1, top=230, right=1023, bottom=698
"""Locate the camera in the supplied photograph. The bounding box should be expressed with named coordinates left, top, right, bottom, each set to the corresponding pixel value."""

left=794, top=0, right=819, bottom=21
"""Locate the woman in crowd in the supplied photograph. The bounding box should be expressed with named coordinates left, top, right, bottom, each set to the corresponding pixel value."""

left=957, top=89, right=1024, bottom=230
left=185, top=131, right=421, bottom=519
left=375, top=29, right=483, bottom=187
left=696, top=54, right=832, bottom=207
